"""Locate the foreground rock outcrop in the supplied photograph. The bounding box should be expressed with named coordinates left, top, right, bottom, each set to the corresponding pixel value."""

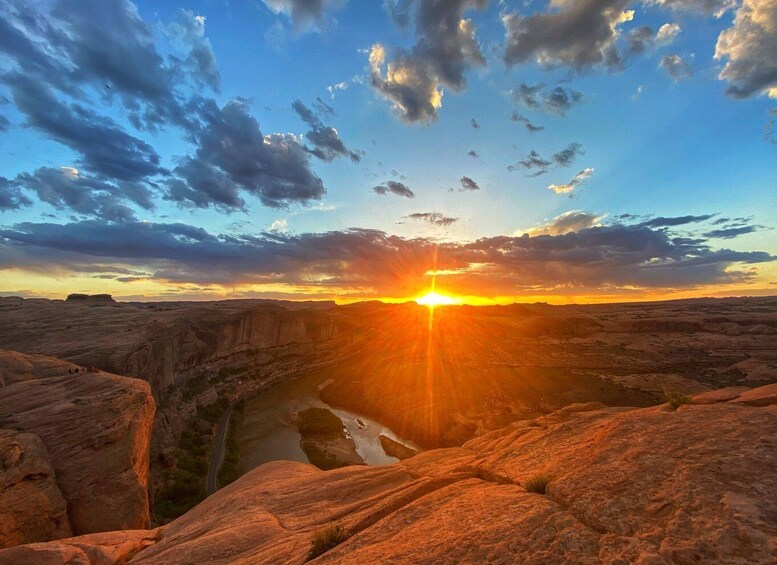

left=0, top=362, right=155, bottom=541
left=3, top=383, right=776, bottom=564
left=0, top=430, right=71, bottom=548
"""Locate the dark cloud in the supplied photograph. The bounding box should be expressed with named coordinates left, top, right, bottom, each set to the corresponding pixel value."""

left=0, top=177, right=32, bottom=211
left=503, top=0, right=632, bottom=72
left=166, top=158, right=245, bottom=212
left=292, top=99, right=362, bottom=162
left=510, top=143, right=582, bottom=176
left=715, top=0, right=777, bottom=99
left=14, top=167, right=147, bottom=222
left=261, top=0, right=347, bottom=31
left=638, top=214, right=715, bottom=228
left=188, top=99, right=326, bottom=208
left=471, top=118, right=480, bottom=128
left=0, top=115, right=10, bottom=131
left=313, top=95, right=336, bottom=117
left=468, top=150, right=479, bottom=158
left=1, top=218, right=772, bottom=296
left=373, top=180, right=415, bottom=198
left=510, top=112, right=544, bottom=132
left=511, top=83, right=584, bottom=117
left=5, top=73, right=164, bottom=181
left=369, top=0, right=489, bottom=123
left=552, top=142, right=584, bottom=166
left=628, top=26, right=656, bottom=54
left=459, top=176, right=480, bottom=191
left=704, top=226, right=760, bottom=239
left=406, top=212, right=459, bottom=227
left=660, top=54, right=693, bottom=81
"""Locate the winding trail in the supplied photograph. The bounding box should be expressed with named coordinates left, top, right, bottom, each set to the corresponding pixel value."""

left=206, top=405, right=233, bottom=495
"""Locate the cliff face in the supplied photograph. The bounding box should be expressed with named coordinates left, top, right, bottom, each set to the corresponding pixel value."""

left=0, top=359, right=155, bottom=540
left=120, top=307, right=341, bottom=389
left=3, top=383, right=776, bottom=564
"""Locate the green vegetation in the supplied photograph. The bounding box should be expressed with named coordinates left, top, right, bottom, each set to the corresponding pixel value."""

left=218, top=410, right=241, bottom=488
left=306, top=524, right=349, bottom=561
left=665, top=390, right=691, bottom=409
left=154, top=428, right=209, bottom=523
left=297, top=407, right=345, bottom=436
left=523, top=474, right=552, bottom=494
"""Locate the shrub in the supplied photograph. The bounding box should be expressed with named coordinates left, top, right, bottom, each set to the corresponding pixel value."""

left=665, top=390, right=691, bottom=409
left=523, top=474, right=552, bottom=494
left=306, top=524, right=349, bottom=561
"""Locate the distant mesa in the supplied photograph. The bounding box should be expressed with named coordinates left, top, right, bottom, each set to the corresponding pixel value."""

left=65, top=293, right=116, bottom=303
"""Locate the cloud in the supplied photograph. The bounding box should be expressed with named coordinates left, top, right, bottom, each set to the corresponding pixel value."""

left=166, top=158, right=245, bottom=212
left=459, top=176, right=480, bottom=191
left=502, top=0, right=634, bottom=72
left=715, top=0, right=777, bottom=99
left=704, top=226, right=760, bottom=239
left=637, top=214, right=715, bottom=228
left=0, top=115, right=10, bottom=132
left=646, top=0, right=736, bottom=16
left=14, top=167, right=148, bottom=222
left=187, top=99, right=326, bottom=208
left=327, top=81, right=348, bottom=98
left=5, top=73, right=165, bottom=181
left=373, top=180, right=415, bottom=198
left=164, top=10, right=220, bottom=91
left=1, top=218, right=772, bottom=296
left=660, top=54, right=693, bottom=81
left=471, top=118, right=480, bottom=128
left=548, top=167, right=594, bottom=194
left=292, top=99, right=362, bottom=162
left=510, top=112, right=544, bottom=132
left=657, top=22, right=682, bottom=43
left=406, top=212, right=459, bottom=226
left=523, top=210, right=606, bottom=236
left=511, top=83, right=584, bottom=116
left=384, top=0, right=416, bottom=27
left=468, top=150, right=479, bottom=158
left=368, top=0, right=489, bottom=123
left=552, top=142, right=584, bottom=166
left=511, top=143, right=583, bottom=176
left=261, top=0, right=348, bottom=32
left=628, top=26, right=656, bottom=54
left=0, top=177, right=32, bottom=211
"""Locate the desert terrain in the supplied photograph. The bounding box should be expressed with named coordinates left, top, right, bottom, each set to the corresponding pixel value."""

left=0, top=295, right=776, bottom=563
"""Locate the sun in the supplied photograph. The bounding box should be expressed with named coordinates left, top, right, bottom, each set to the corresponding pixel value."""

left=416, top=291, right=459, bottom=307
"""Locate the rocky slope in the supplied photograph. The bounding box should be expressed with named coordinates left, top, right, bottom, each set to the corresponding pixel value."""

left=0, top=356, right=155, bottom=543
left=2, top=383, right=775, bottom=564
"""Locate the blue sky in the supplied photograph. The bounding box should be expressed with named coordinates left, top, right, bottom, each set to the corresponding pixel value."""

left=0, top=0, right=775, bottom=302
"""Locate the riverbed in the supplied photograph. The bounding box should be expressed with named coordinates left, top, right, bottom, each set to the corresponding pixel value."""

left=238, top=369, right=421, bottom=473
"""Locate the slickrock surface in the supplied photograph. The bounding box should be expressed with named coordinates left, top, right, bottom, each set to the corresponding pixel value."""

left=4, top=383, right=775, bottom=564
left=0, top=368, right=155, bottom=536
left=0, top=430, right=71, bottom=548
left=0, top=350, right=80, bottom=388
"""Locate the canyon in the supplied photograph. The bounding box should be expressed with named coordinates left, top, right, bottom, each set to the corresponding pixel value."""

left=0, top=295, right=775, bottom=563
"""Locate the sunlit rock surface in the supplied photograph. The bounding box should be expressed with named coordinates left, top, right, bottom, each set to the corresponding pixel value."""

left=0, top=357, right=155, bottom=538
left=3, top=383, right=775, bottom=564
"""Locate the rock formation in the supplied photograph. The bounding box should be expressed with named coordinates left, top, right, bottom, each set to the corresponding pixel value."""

left=0, top=360, right=155, bottom=538
left=0, top=430, right=71, bottom=548
left=3, top=383, right=776, bottom=564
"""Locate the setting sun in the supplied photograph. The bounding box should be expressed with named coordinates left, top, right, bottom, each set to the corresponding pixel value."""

left=416, top=291, right=459, bottom=307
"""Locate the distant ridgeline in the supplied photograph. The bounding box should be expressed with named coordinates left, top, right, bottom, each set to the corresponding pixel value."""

left=65, top=293, right=116, bottom=303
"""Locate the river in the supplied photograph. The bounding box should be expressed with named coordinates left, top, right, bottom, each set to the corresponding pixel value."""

left=238, top=369, right=421, bottom=473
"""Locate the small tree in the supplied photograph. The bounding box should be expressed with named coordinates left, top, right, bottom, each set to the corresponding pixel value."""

left=307, top=524, right=349, bottom=561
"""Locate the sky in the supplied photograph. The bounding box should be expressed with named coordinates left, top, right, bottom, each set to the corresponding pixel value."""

left=0, top=0, right=775, bottom=304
